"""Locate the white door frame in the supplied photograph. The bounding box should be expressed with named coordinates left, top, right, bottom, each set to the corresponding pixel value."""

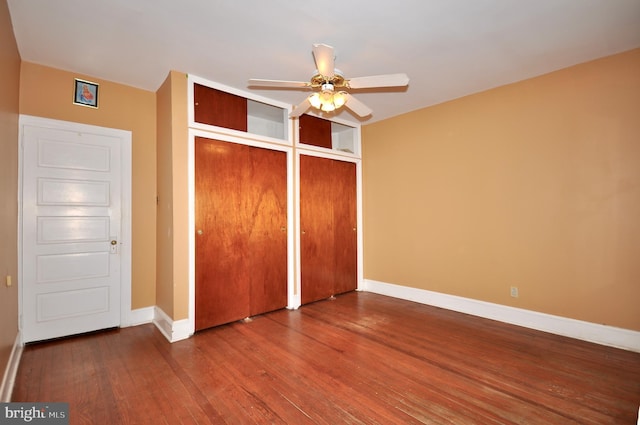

left=18, top=115, right=132, bottom=342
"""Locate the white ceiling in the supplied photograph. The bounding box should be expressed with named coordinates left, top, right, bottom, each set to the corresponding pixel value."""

left=7, top=0, right=640, bottom=124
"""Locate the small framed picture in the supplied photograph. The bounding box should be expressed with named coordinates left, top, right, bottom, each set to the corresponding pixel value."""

left=73, top=79, right=99, bottom=108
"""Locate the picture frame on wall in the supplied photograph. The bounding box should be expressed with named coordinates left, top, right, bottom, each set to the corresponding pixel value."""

left=73, top=78, right=99, bottom=108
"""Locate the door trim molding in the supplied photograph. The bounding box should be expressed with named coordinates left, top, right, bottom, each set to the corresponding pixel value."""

left=17, top=115, right=132, bottom=339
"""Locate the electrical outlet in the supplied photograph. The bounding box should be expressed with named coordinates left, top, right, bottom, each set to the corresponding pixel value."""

left=510, top=286, right=519, bottom=298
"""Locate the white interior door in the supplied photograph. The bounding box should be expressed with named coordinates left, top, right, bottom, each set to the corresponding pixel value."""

left=21, top=117, right=130, bottom=343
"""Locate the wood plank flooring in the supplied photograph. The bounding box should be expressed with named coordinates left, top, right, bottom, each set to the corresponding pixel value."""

left=12, top=292, right=640, bottom=424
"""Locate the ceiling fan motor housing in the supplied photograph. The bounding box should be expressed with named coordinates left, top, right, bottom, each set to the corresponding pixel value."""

left=321, top=83, right=335, bottom=97
left=311, top=71, right=346, bottom=88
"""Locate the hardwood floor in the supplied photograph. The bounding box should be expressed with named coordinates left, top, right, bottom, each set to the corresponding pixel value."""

left=12, top=292, right=640, bottom=424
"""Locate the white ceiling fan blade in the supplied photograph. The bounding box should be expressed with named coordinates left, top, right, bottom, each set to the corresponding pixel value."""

left=344, top=93, right=372, bottom=117
left=347, top=73, right=409, bottom=89
left=312, top=43, right=335, bottom=78
left=289, top=97, right=311, bottom=118
left=248, top=78, right=310, bottom=89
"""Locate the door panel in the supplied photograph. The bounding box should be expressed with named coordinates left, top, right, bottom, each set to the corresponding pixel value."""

left=246, top=148, right=288, bottom=316
left=299, top=115, right=332, bottom=149
left=300, top=155, right=336, bottom=304
left=195, top=138, right=250, bottom=329
left=195, top=137, right=287, bottom=331
left=37, top=216, right=110, bottom=243
left=38, top=286, right=110, bottom=322
left=332, top=160, right=357, bottom=295
left=22, top=124, right=122, bottom=343
left=194, top=83, right=248, bottom=131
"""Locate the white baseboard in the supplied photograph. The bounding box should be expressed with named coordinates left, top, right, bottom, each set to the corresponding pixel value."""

left=363, top=279, right=640, bottom=353
left=125, top=307, right=155, bottom=327
left=153, top=307, right=192, bottom=343
left=1, top=332, right=23, bottom=402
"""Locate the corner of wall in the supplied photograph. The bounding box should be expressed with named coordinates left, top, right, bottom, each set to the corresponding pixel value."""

left=152, top=306, right=191, bottom=343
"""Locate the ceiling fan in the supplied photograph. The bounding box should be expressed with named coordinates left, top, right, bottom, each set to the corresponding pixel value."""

left=248, top=44, right=409, bottom=118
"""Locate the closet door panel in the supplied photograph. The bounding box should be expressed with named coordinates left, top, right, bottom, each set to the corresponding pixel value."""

left=195, top=138, right=251, bottom=330
left=247, top=147, right=288, bottom=316
left=299, top=115, right=332, bottom=149
left=332, top=160, right=357, bottom=295
left=300, top=155, right=336, bottom=304
left=194, top=83, right=248, bottom=131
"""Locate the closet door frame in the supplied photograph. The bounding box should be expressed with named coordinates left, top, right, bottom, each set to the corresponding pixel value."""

left=187, top=128, right=295, bottom=335
left=293, top=149, right=363, bottom=308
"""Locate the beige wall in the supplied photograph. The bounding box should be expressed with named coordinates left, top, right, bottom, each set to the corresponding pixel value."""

left=0, top=0, right=21, bottom=375
left=156, top=73, right=174, bottom=317
left=19, top=62, right=157, bottom=310
left=362, top=48, right=640, bottom=331
left=156, top=71, right=189, bottom=320
left=170, top=72, right=189, bottom=320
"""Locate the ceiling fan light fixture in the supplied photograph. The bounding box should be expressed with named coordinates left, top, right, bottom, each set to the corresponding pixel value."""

left=333, top=91, right=347, bottom=108
left=308, top=92, right=322, bottom=109
left=307, top=83, right=345, bottom=113
left=320, top=90, right=333, bottom=104
left=321, top=101, right=336, bottom=112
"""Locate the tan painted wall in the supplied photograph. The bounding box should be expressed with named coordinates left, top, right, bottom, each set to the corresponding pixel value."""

left=362, top=48, right=640, bottom=331
left=169, top=72, right=189, bottom=320
left=19, top=62, right=157, bottom=310
left=0, top=0, right=21, bottom=375
left=156, top=73, right=174, bottom=317
left=156, top=71, right=189, bottom=320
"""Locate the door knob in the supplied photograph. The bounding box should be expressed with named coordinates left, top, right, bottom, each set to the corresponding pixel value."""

left=197, top=229, right=203, bottom=235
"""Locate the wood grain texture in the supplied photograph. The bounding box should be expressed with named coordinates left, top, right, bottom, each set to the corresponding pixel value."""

left=300, top=154, right=337, bottom=304
left=195, top=137, right=287, bottom=330
left=193, top=83, right=247, bottom=131
left=332, top=159, right=357, bottom=295
left=13, top=292, right=640, bottom=424
left=298, top=115, right=332, bottom=149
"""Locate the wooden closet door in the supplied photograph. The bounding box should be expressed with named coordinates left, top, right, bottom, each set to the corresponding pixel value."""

left=246, top=146, right=288, bottom=316
left=193, top=84, right=247, bottom=131
left=298, top=115, right=332, bottom=149
left=195, top=137, right=287, bottom=331
left=300, top=155, right=336, bottom=304
left=300, top=155, right=357, bottom=304
left=332, top=160, right=357, bottom=295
